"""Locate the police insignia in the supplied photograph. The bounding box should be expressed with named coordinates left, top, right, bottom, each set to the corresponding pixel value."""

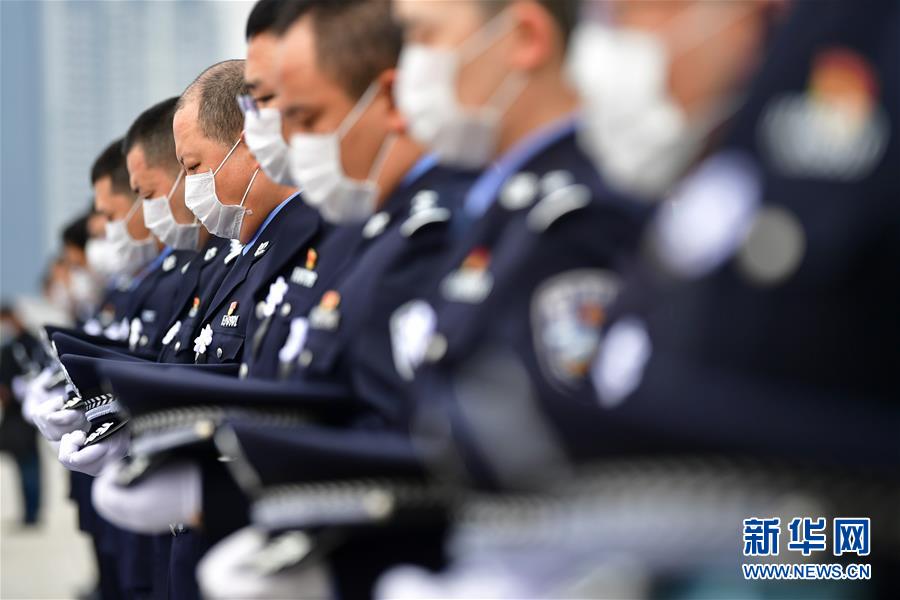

left=163, top=254, right=177, bottom=272
left=254, top=241, right=270, bottom=257
left=309, top=290, right=341, bottom=330
left=290, top=248, right=319, bottom=287
left=760, top=48, right=888, bottom=181
left=440, top=247, right=493, bottom=304
left=204, top=246, right=218, bottom=261
left=531, top=269, right=620, bottom=390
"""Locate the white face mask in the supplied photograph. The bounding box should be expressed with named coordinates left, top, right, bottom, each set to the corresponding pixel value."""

left=288, top=83, right=397, bottom=224
left=184, top=138, right=259, bottom=241
left=104, top=201, right=160, bottom=275
left=241, top=101, right=296, bottom=187
left=68, top=267, right=100, bottom=311
left=142, top=172, right=200, bottom=250
left=396, top=11, right=526, bottom=170
left=86, top=238, right=118, bottom=277
left=567, top=6, right=750, bottom=198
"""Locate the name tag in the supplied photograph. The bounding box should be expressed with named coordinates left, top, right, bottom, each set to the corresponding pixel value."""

left=290, top=267, right=318, bottom=288
left=221, top=314, right=240, bottom=328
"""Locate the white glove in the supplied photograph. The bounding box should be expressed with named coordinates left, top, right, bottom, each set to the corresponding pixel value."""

left=197, top=527, right=331, bottom=600
left=12, top=374, right=30, bottom=401
left=92, top=460, right=201, bottom=535
left=35, top=406, right=88, bottom=442
left=58, top=429, right=129, bottom=476
left=22, top=368, right=58, bottom=423
left=32, top=393, right=70, bottom=441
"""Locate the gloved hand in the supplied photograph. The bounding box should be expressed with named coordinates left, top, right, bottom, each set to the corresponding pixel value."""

left=32, top=393, right=71, bottom=441
left=22, top=368, right=59, bottom=423
left=58, top=429, right=129, bottom=476
left=35, top=406, right=88, bottom=442
left=12, top=374, right=30, bottom=401
left=197, top=527, right=331, bottom=600
left=92, top=460, right=201, bottom=535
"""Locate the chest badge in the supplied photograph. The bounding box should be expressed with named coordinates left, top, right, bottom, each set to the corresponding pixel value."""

left=194, top=324, right=213, bottom=355
left=254, top=240, right=270, bottom=258
left=440, top=247, right=494, bottom=304
left=221, top=301, right=240, bottom=328
left=309, top=290, right=341, bottom=331
left=290, top=248, right=319, bottom=288
left=261, top=276, right=289, bottom=319
left=162, top=254, right=177, bottom=272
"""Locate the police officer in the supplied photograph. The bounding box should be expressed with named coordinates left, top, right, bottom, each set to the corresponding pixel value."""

left=383, top=0, right=645, bottom=491
left=173, top=59, right=319, bottom=367
left=376, top=2, right=900, bottom=595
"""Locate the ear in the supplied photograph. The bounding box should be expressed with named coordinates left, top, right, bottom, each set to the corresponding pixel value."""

left=507, top=1, right=558, bottom=72
left=239, top=134, right=262, bottom=170
left=380, top=68, right=408, bottom=135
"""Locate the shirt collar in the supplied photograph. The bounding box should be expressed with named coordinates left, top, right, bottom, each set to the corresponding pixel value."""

left=463, top=113, right=580, bottom=219
left=400, top=153, right=439, bottom=190
left=242, top=191, right=300, bottom=256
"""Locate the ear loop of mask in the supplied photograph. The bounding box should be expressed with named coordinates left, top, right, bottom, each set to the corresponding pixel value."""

left=336, top=81, right=399, bottom=187
left=456, top=8, right=529, bottom=122
left=164, top=170, right=189, bottom=222
left=213, top=137, right=244, bottom=176
left=239, top=168, right=260, bottom=214
left=121, top=199, right=154, bottom=241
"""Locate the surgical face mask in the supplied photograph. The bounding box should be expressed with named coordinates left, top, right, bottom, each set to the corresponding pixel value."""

left=68, top=267, right=99, bottom=310
left=240, top=98, right=296, bottom=187
left=288, top=83, right=397, bottom=224
left=142, top=172, right=200, bottom=250
left=567, top=6, right=750, bottom=198
left=104, top=201, right=160, bottom=275
left=86, top=238, right=119, bottom=277
left=396, top=11, right=527, bottom=169
left=184, top=138, right=260, bottom=241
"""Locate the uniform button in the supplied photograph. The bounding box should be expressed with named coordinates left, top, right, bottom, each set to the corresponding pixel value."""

left=298, top=349, right=313, bottom=367
left=139, top=335, right=148, bottom=346
left=425, top=334, right=448, bottom=363
left=174, top=341, right=181, bottom=351
left=256, top=301, right=267, bottom=320
left=280, top=302, right=291, bottom=316
left=239, top=363, right=248, bottom=378
left=216, top=347, right=223, bottom=359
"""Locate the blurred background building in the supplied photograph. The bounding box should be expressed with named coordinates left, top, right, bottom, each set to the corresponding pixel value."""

left=1, top=3, right=252, bottom=596
left=1, top=0, right=253, bottom=299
